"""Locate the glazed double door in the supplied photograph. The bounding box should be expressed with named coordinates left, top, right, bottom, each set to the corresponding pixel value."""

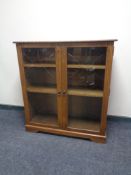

left=23, top=46, right=106, bottom=134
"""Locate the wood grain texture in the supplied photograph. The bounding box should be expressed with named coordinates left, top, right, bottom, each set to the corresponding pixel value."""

left=56, top=47, right=63, bottom=128
left=15, top=40, right=116, bottom=143
left=14, top=40, right=117, bottom=48
left=68, top=89, right=103, bottom=97
left=13, top=39, right=117, bottom=43
left=24, top=63, right=56, bottom=68
left=67, top=64, right=105, bottom=69
left=26, top=124, right=106, bottom=143
left=68, top=118, right=100, bottom=131
left=31, top=115, right=58, bottom=127
left=27, top=86, right=57, bottom=94
left=61, top=47, right=68, bottom=129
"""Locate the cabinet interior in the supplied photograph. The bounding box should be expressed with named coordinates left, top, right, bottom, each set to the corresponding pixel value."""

left=68, top=68, right=105, bottom=90
left=28, top=93, right=58, bottom=127
left=22, top=48, right=55, bottom=64
left=67, top=47, right=106, bottom=65
left=25, top=67, right=56, bottom=88
left=68, top=96, right=102, bottom=131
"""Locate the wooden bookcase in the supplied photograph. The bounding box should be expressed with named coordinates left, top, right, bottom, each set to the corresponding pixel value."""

left=14, top=40, right=117, bottom=143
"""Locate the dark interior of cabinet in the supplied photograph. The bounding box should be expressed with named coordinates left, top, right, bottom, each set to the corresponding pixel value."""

left=22, top=48, right=55, bottom=63
left=25, top=67, right=56, bottom=88
left=68, top=69, right=105, bottom=90
left=28, top=93, right=58, bottom=126
left=67, top=47, right=106, bottom=65
left=68, top=96, right=102, bottom=131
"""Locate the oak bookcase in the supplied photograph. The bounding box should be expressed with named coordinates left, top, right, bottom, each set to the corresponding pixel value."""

left=14, top=40, right=117, bottom=143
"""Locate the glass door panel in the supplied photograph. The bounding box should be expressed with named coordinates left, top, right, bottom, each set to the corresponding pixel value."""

left=28, top=93, right=58, bottom=127
left=67, top=47, right=106, bottom=65
left=66, top=47, right=105, bottom=131
left=25, top=67, right=56, bottom=88
left=23, top=47, right=59, bottom=127
left=22, top=48, right=55, bottom=64
left=68, top=96, right=102, bottom=131
left=68, top=68, right=105, bottom=90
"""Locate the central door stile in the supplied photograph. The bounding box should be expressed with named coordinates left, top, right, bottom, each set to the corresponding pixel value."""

left=61, top=47, right=68, bottom=129
left=56, top=47, right=63, bottom=128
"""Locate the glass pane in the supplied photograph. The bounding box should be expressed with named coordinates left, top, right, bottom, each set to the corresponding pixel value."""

left=68, top=96, right=102, bottom=131
left=25, top=67, right=56, bottom=88
left=68, top=68, right=104, bottom=90
left=22, top=48, right=55, bottom=63
left=28, top=93, right=58, bottom=126
left=67, top=47, right=106, bottom=65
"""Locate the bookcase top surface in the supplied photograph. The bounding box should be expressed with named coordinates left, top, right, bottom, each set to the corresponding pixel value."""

left=13, top=39, right=117, bottom=44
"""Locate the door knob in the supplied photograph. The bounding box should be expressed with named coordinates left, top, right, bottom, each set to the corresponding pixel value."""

left=57, top=92, right=61, bottom=95
left=62, top=90, right=66, bottom=95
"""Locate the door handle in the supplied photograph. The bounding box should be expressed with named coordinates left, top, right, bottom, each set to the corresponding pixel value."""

left=57, top=91, right=61, bottom=96
left=62, top=90, right=66, bottom=95
left=57, top=90, right=67, bottom=95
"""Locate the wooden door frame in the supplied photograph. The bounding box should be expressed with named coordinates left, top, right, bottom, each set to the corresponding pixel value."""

left=16, top=44, right=63, bottom=128
left=60, top=45, right=113, bottom=135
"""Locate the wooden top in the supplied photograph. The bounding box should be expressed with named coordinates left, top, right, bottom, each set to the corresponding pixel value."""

left=13, top=39, right=117, bottom=44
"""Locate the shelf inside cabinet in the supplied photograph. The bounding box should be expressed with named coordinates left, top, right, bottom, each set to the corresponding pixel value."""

left=68, top=89, right=103, bottom=97
left=68, top=118, right=100, bottom=131
left=30, top=115, right=58, bottom=126
left=24, top=63, right=56, bottom=68
left=27, top=86, right=57, bottom=94
left=67, top=64, right=105, bottom=69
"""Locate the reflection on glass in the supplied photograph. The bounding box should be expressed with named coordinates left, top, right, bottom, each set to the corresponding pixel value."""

left=67, top=47, right=106, bottom=65
left=22, top=48, right=55, bottom=63
left=68, top=68, right=104, bottom=90
left=25, top=67, right=56, bottom=87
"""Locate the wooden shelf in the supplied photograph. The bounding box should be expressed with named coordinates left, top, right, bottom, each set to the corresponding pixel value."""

left=24, top=63, right=56, bottom=68
left=31, top=115, right=58, bottom=126
left=24, top=64, right=105, bottom=69
left=68, top=89, right=103, bottom=97
left=67, top=64, right=105, bottom=69
left=27, top=86, right=57, bottom=94
left=68, top=118, right=100, bottom=131
left=27, top=87, right=103, bottom=97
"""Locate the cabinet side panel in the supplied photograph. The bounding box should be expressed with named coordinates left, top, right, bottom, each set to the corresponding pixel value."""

left=100, top=45, right=114, bottom=134
left=16, top=45, right=31, bottom=124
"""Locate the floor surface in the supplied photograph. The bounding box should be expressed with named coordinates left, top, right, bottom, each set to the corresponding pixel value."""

left=0, top=109, right=131, bottom=175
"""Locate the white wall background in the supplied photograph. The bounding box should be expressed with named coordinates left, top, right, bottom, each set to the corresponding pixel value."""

left=0, top=0, right=131, bottom=117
